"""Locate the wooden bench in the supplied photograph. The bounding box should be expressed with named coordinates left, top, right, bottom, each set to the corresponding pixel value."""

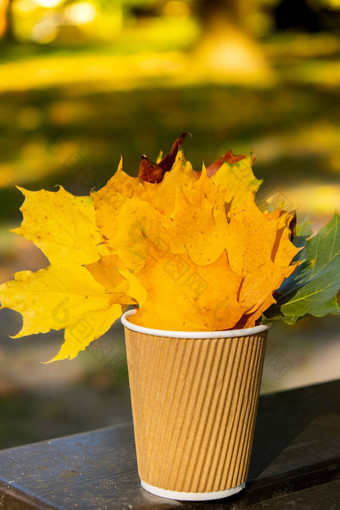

left=0, top=379, right=339, bottom=509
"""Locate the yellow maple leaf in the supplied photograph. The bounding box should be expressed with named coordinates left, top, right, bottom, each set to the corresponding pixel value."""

left=0, top=264, right=122, bottom=361
left=128, top=243, right=247, bottom=331
left=0, top=187, right=130, bottom=361
left=211, top=154, right=262, bottom=206
left=224, top=195, right=299, bottom=327
left=86, top=254, right=146, bottom=306
left=13, top=186, right=101, bottom=265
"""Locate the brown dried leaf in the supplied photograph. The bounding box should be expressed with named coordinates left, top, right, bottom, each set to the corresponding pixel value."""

left=138, top=133, right=188, bottom=183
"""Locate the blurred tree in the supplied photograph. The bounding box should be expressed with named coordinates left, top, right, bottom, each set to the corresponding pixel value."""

left=196, top=0, right=250, bottom=31
left=273, top=0, right=340, bottom=32
left=274, top=0, right=319, bottom=32
left=0, top=0, right=15, bottom=42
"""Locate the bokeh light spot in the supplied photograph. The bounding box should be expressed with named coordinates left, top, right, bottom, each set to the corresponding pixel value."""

left=65, top=2, right=97, bottom=25
left=31, top=18, right=58, bottom=43
left=34, top=0, right=62, bottom=8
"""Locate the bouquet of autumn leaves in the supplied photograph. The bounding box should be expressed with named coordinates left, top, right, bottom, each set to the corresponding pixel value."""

left=0, top=135, right=339, bottom=362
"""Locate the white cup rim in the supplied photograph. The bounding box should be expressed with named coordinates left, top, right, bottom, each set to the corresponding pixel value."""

left=121, top=309, right=271, bottom=339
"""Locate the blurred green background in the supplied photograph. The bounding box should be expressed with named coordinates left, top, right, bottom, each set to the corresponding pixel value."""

left=0, top=0, right=339, bottom=449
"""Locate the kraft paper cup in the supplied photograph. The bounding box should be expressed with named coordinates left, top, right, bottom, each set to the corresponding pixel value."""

left=121, top=310, right=269, bottom=501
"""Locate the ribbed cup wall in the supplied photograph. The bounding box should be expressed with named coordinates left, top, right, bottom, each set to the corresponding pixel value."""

left=124, top=328, right=267, bottom=494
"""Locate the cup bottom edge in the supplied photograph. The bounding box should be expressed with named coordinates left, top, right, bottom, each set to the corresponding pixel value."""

left=141, top=480, right=246, bottom=501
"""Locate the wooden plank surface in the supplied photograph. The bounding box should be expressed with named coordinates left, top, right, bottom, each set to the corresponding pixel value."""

left=0, top=379, right=339, bottom=509
left=247, top=479, right=340, bottom=509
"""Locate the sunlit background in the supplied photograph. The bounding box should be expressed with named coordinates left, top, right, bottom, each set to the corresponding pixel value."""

left=0, top=0, right=339, bottom=449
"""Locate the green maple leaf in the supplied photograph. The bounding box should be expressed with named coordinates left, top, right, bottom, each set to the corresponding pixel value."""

left=265, top=213, right=340, bottom=324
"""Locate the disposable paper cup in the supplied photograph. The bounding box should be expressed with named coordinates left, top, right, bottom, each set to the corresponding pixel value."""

left=121, top=310, right=269, bottom=501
